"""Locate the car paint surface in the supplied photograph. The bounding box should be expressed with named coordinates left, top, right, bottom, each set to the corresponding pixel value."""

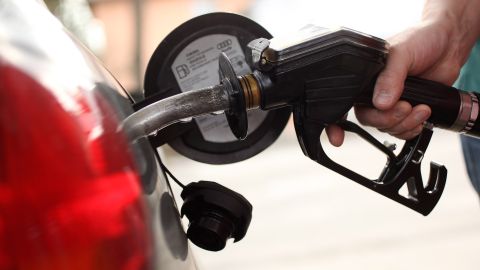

left=0, top=1, right=197, bottom=269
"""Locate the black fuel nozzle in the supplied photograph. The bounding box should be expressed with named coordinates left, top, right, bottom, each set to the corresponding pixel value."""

left=232, top=26, right=454, bottom=215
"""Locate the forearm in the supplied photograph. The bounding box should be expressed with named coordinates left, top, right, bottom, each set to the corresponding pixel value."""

left=422, top=0, right=480, bottom=60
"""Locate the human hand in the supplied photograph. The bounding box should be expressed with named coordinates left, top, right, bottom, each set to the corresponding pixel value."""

left=327, top=0, right=480, bottom=146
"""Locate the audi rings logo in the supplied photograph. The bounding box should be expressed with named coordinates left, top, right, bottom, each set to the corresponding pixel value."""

left=217, top=39, right=232, bottom=51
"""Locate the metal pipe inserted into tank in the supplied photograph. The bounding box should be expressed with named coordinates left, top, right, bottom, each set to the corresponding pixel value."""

left=122, top=84, right=231, bottom=141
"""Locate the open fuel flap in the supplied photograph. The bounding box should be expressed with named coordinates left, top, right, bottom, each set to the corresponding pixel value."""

left=143, top=12, right=291, bottom=164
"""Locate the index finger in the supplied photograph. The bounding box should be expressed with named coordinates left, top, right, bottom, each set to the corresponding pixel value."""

left=373, top=43, right=412, bottom=110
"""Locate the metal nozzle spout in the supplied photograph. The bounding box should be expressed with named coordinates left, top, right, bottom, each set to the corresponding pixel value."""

left=121, top=84, right=231, bottom=141
left=121, top=53, right=263, bottom=142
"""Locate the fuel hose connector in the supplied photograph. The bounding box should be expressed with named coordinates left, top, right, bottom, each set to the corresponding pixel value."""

left=452, top=90, right=480, bottom=136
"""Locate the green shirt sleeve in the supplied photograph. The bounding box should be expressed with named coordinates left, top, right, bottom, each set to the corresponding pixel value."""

left=454, top=40, right=480, bottom=92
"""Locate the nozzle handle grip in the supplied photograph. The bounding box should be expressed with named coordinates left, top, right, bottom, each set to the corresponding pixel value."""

left=401, top=76, right=480, bottom=136
left=402, top=77, right=459, bottom=128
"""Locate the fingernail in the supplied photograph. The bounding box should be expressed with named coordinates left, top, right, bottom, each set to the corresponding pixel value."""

left=375, top=91, right=392, bottom=106
left=414, top=110, right=429, bottom=122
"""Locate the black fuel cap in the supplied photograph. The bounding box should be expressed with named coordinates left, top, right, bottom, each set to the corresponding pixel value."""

left=180, top=181, right=252, bottom=251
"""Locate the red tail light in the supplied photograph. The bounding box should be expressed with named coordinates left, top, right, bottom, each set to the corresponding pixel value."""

left=0, top=65, right=152, bottom=270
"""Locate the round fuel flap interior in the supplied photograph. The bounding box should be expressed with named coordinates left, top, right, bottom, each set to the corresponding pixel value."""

left=144, top=12, right=291, bottom=164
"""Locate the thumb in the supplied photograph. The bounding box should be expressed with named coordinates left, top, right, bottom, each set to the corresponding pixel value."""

left=373, top=43, right=412, bottom=110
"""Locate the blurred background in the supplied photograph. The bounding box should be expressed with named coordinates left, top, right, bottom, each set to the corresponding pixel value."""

left=45, top=0, right=480, bottom=269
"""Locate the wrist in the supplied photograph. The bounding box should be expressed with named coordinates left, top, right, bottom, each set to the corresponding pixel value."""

left=422, top=0, right=480, bottom=41
left=421, top=0, right=480, bottom=65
